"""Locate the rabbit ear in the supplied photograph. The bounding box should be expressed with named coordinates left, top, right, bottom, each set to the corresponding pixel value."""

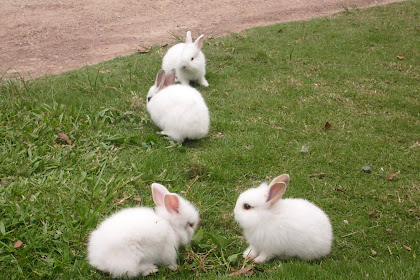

left=158, top=69, right=175, bottom=90
left=186, top=31, right=193, bottom=44
left=152, top=183, right=170, bottom=207
left=164, top=194, right=180, bottom=213
left=194, top=35, right=204, bottom=49
left=266, top=174, right=290, bottom=206
left=155, top=69, right=166, bottom=87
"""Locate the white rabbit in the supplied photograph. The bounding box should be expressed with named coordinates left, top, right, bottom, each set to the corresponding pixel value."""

left=87, top=183, right=200, bottom=278
left=146, top=69, right=210, bottom=142
left=234, top=174, right=333, bottom=263
left=162, top=30, right=209, bottom=87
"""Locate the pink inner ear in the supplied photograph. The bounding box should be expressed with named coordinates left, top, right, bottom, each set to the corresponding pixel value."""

left=152, top=183, right=169, bottom=207
left=195, top=35, right=204, bottom=49
left=266, top=182, right=286, bottom=204
left=164, top=194, right=179, bottom=213
left=155, top=70, right=165, bottom=87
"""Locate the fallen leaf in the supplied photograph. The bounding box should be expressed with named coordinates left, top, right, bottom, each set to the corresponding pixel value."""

left=403, top=245, right=411, bottom=251
left=396, top=54, right=404, bottom=60
left=13, top=240, right=23, bottom=248
left=228, top=265, right=255, bottom=277
left=368, top=208, right=376, bottom=216
left=137, top=47, right=151, bottom=53
left=386, top=228, right=392, bottom=234
left=115, top=196, right=128, bottom=205
left=57, top=133, right=72, bottom=145
left=133, top=197, right=142, bottom=202
left=386, top=171, right=400, bottom=181
left=308, top=173, right=326, bottom=179
left=343, top=220, right=349, bottom=225
left=333, top=188, right=344, bottom=192
left=324, top=122, right=332, bottom=131
left=274, top=126, right=284, bottom=130
left=371, top=249, right=377, bottom=256
left=410, top=141, right=420, bottom=149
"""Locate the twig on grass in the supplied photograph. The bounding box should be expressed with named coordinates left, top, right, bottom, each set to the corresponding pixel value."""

left=341, top=225, right=380, bottom=238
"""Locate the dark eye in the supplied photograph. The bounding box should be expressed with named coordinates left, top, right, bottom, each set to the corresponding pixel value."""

left=243, top=203, right=251, bottom=210
left=147, top=96, right=152, bottom=102
left=191, top=57, right=194, bottom=61
left=188, top=222, right=194, bottom=228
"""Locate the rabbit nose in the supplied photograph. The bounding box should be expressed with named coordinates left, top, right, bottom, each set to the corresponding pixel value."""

left=182, top=65, right=187, bottom=69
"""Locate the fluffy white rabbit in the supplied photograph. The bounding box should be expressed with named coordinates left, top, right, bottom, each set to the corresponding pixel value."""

left=234, top=174, right=333, bottom=263
left=87, top=183, right=200, bottom=278
left=162, top=30, right=209, bottom=87
left=146, top=69, right=210, bottom=142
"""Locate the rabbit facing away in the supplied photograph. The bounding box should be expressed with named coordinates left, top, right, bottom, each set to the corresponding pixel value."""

left=234, top=174, right=333, bottom=263
left=146, top=69, right=210, bottom=142
left=162, top=31, right=209, bottom=87
left=87, top=183, right=200, bottom=278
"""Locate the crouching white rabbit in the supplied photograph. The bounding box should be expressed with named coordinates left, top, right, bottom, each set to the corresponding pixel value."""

left=162, top=30, right=209, bottom=87
left=146, top=69, right=210, bottom=142
left=87, top=183, right=200, bottom=278
left=234, top=174, right=333, bottom=263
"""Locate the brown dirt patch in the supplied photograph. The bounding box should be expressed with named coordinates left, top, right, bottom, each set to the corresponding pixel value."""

left=0, top=0, right=404, bottom=79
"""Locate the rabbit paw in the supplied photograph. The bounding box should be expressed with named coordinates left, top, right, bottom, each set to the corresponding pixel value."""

left=243, top=246, right=258, bottom=260
left=139, top=264, right=158, bottom=276
left=254, top=254, right=269, bottom=263
left=168, top=264, right=178, bottom=271
left=199, top=77, right=209, bottom=87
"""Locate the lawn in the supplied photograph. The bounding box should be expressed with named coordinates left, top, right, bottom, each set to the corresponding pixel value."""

left=0, top=1, right=419, bottom=279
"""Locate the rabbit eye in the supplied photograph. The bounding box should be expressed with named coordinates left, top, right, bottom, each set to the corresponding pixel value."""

left=147, top=97, right=152, bottom=102
left=191, top=57, right=194, bottom=61
left=243, top=203, right=252, bottom=210
left=188, top=222, right=194, bottom=228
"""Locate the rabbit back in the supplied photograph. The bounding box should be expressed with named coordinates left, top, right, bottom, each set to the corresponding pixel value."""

left=162, top=43, right=184, bottom=76
left=147, top=85, right=209, bottom=142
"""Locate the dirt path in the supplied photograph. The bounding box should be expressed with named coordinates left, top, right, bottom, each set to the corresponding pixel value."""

left=0, top=0, right=404, bottom=79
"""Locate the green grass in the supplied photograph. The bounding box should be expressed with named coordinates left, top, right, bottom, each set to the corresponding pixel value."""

left=1, top=1, right=419, bottom=279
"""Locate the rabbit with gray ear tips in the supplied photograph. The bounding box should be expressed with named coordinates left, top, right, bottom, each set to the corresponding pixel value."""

left=87, top=183, right=200, bottom=278
left=146, top=69, right=210, bottom=142
left=234, top=174, right=333, bottom=263
left=162, top=30, right=209, bottom=87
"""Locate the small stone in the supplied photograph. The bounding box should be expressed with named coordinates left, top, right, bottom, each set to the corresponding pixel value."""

left=386, top=228, right=392, bottom=234
left=362, top=166, right=372, bottom=173
left=343, top=220, right=349, bottom=225
left=371, top=249, right=377, bottom=256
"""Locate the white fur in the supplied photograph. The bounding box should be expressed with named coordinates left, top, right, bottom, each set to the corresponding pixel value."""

left=234, top=174, right=333, bottom=263
left=162, top=31, right=209, bottom=87
left=87, top=183, right=200, bottom=278
left=146, top=70, right=210, bottom=142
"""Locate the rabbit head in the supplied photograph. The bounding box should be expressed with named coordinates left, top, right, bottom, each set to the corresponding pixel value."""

left=179, top=31, right=205, bottom=74
left=234, top=174, right=290, bottom=230
left=152, top=183, right=200, bottom=246
left=146, top=69, right=176, bottom=103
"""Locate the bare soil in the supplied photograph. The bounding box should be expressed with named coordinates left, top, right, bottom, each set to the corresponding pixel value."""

left=0, top=0, right=404, bottom=79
